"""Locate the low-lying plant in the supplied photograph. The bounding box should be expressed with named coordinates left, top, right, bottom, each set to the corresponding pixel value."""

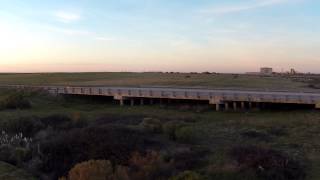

left=0, top=92, right=31, bottom=110
left=0, top=131, right=33, bottom=166
left=230, top=146, right=306, bottom=180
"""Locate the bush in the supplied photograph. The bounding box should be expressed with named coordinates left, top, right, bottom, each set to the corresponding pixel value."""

left=95, top=115, right=143, bottom=126
left=0, top=131, right=33, bottom=166
left=40, top=114, right=86, bottom=130
left=128, top=151, right=174, bottom=180
left=0, top=161, right=36, bottom=180
left=230, top=146, right=306, bottom=180
left=0, top=93, right=31, bottom=110
left=169, top=147, right=209, bottom=171
left=241, top=130, right=272, bottom=142
left=40, top=114, right=87, bottom=131
left=70, top=160, right=112, bottom=180
left=162, top=121, right=186, bottom=140
left=71, top=113, right=88, bottom=128
left=25, top=156, right=44, bottom=178
left=267, top=126, right=288, bottom=137
left=40, top=125, right=156, bottom=179
left=140, top=118, right=162, bottom=133
left=207, top=169, right=257, bottom=180
left=175, top=126, right=197, bottom=144
left=63, top=151, right=174, bottom=180
left=41, top=114, right=71, bottom=128
left=1, top=117, right=44, bottom=137
left=169, top=171, right=201, bottom=180
left=65, top=160, right=129, bottom=180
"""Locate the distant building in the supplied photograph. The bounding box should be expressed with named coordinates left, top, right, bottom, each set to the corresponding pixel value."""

left=290, top=68, right=297, bottom=75
left=260, top=67, right=273, bottom=75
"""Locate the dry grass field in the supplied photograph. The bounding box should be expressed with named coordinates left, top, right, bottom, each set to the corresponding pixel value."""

left=0, top=72, right=315, bottom=92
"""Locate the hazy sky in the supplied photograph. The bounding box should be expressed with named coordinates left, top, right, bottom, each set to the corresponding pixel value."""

left=0, top=0, right=319, bottom=73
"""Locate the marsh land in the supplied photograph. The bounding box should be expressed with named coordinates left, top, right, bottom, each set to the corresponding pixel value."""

left=0, top=89, right=318, bottom=180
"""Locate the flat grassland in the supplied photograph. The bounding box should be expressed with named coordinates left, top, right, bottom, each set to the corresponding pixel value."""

left=0, top=72, right=314, bottom=91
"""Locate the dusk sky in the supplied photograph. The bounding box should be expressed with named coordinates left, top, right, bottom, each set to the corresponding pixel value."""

left=0, top=0, right=319, bottom=73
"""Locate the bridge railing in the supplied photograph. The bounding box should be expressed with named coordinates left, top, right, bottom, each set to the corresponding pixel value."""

left=0, top=85, right=319, bottom=105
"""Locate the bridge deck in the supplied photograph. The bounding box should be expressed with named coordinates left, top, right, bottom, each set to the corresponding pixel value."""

left=4, top=85, right=320, bottom=110
left=41, top=86, right=320, bottom=107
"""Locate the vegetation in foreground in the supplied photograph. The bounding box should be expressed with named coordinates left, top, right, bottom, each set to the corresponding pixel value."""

left=0, top=89, right=319, bottom=179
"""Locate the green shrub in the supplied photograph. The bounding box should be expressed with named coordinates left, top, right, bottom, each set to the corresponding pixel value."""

left=241, top=129, right=272, bottom=142
left=70, top=113, right=88, bottom=128
left=41, top=114, right=73, bottom=130
left=0, top=161, right=35, bottom=180
left=40, top=125, right=156, bottom=179
left=230, top=146, right=306, bottom=180
left=175, top=126, right=197, bottom=144
left=0, top=131, right=33, bottom=166
left=2, top=117, right=44, bottom=137
left=169, top=147, right=209, bottom=171
left=72, top=118, right=88, bottom=128
left=128, top=151, right=174, bottom=180
left=40, top=114, right=87, bottom=130
left=208, top=170, right=257, bottom=180
left=266, top=126, right=288, bottom=137
left=12, top=147, right=32, bottom=166
left=169, top=171, right=201, bottom=180
left=63, top=151, right=174, bottom=180
left=0, top=93, right=31, bottom=110
left=162, top=121, right=186, bottom=140
left=140, top=118, right=162, bottom=133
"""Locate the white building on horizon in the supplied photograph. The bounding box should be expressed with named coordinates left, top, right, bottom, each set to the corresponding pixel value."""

left=260, top=67, right=273, bottom=75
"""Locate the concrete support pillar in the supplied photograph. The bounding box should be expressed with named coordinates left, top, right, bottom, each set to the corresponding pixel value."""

left=233, top=102, right=237, bottom=111
left=210, top=97, right=222, bottom=112
left=159, top=99, right=163, bottom=105
left=248, top=102, right=253, bottom=109
left=241, top=102, right=245, bottom=110
left=216, top=104, right=220, bottom=111
left=140, top=99, right=144, bottom=106
left=120, top=99, right=124, bottom=106
left=130, top=99, right=134, bottom=106
left=225, top=102, right=229, bottom=111
left=256, top=102, right=260, bottom=109
left=150, top=99, right=154, bottom=105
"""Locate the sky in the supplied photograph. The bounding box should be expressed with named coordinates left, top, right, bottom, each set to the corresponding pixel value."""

left=0, top=0, right=319, bottom=73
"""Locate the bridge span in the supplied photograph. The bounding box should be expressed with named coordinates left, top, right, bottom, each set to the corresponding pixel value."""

left=24, top=86, right=320, bottom=111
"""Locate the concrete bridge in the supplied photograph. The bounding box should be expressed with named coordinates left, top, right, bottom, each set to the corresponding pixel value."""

left=27, top=86, right=320, bottom=111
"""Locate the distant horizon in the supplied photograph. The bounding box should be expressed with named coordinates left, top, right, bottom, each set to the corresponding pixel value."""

left=0, top=69, right=318, bottom=75
left=1, top=0, right=320, bottom=72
